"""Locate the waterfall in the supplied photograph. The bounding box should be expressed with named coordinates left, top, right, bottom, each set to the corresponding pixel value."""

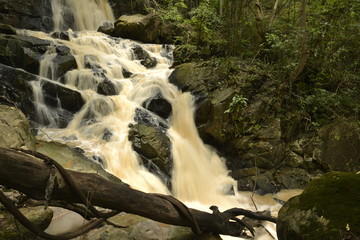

left=15, top=1, right=298, bottom=239
left=52, top=0, right=114, bottom=31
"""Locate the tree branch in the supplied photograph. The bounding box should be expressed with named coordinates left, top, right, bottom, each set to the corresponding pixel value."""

left=0, top=147, right=276, bottom=238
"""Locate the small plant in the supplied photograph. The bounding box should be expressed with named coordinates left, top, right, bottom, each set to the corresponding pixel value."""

left=225, top=94, right=248, bottom=114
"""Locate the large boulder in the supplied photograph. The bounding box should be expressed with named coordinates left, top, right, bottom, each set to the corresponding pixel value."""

left=128, top=108, right=172, bottom=180
left=277, top=172, right=360, bottom=240
left=0, top=0, right=53, bottom=31
left=0, top=104, right=35, bottom=150
left=113, top=14, right=161, bottom=43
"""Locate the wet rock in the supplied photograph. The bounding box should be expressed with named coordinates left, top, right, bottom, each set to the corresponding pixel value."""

left=0, top=64, right=84, bottom=124
left=113, top=13, right=161, bottom=43
left=103, top=128, right=113, bottom=142
left=277, top=172, right=360, bottom=240
left=275, top=168, right=311, bottom=189
left=51, top=31, right=70, bottom=41
left=132, top=45, right=157, bottom=68
left=0, top=63, right=38, bottom=116
left=134, top=107, right=168, bottom=130
left=0, top=33, right=50, bottom=75
left=143, top=93, right=172, bottom=119
left=97, top=25, right=114, bottom=36
left=0, top=0, right=53, bottom=31
left=128, top=121, right=172, bottom=176
left=41, top=80, right=84, bottom=113
left=169, top=62, right=236, bottom=146
left=0, top=104, right=35, bottom=150
left=35, top=140, right=125, bottom=184
left=84, top=54, right=101, bottom=70
left=141, top=56, right=157, bottom=68
left=122, top=68, right=133, bottom=78
left=97, top=79, right=120, bottom=96
left=0, top=206, right=53, bottom=240
left=0, top=23, right=16, bottom=34
left=52, top=46, right=77, bottom=78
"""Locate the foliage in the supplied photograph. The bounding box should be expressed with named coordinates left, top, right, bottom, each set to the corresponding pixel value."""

left=158, top=0, right=360, bottom=132
left=224, top=94, right=248, bottom=114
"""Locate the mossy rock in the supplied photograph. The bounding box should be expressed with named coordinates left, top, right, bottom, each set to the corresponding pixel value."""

left=0, top=206, right=53, bottom=240
left=277, top=172, right=360, bottom=240
left=0, top=104, right=35, bottom=150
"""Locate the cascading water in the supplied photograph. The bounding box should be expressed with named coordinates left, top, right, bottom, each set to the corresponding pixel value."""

left=52, top=0, right=114, bottom=31
left=17, top=0, right=302, bottom=239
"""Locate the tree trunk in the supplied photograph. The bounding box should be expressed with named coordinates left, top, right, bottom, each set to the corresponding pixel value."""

left=0, top=147, right=275, bottom=238
left=269, top=0, right=280, bottom=28
left=253, top=0, right=265, bottom=42
left=291, top=0, right=309, bottom=83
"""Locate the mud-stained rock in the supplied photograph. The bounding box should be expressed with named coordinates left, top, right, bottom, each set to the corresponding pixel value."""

left=0, top=104, right=35, bottom=150
left=277, top=172, right=360, bottom=240
left=113, top=14, right=161, bottom=43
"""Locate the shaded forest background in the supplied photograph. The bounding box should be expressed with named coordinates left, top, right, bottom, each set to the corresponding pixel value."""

left=153, top=0, right=360, bottom=133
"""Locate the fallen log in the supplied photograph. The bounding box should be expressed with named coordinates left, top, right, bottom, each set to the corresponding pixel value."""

left=0, top=147, right=275, bottom=238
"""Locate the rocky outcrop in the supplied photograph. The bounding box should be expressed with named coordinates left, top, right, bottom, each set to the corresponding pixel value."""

left=0, top=104, right=35, bottom=150
left=277, top=172, right=360, bottom=240
left=0, top=0, right=53, bottom=31
left=113, top=14, right=162, bottom=43
left=0, top=33, right=77, bottom=78
left=317, top=121, right=360, bottom=172
left=0, top=63, right=84, bottom=125
left=0, top=33, right=50, bottom=75
left=168, top=60, right=325, bottom=193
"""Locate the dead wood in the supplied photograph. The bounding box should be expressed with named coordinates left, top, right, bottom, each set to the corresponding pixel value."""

left=0, top=147, right=276, bottom=238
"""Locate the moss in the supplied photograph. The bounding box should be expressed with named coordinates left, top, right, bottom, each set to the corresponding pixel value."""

left=277, top=172, right=360, bottom=240
left=298, top=172, right=360, bottom=235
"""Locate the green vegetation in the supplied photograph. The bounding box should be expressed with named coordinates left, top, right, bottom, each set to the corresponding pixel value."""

left=157, top=0, right=360, bottom=133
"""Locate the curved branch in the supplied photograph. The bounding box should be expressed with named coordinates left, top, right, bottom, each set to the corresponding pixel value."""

left=0, top=147, right=276, bottom=238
